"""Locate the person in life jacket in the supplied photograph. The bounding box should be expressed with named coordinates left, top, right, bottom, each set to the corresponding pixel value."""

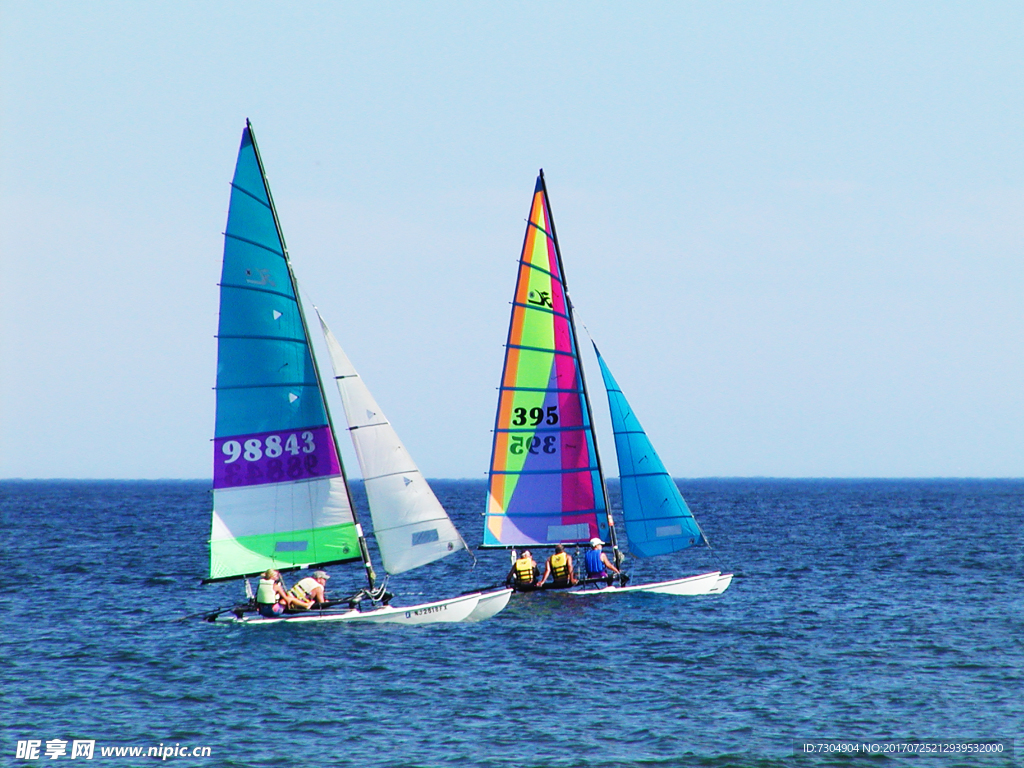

left=287, top=570, right=330, bottom=610
left=255, top=569, right=299, bottom=617
left=505, top=550, right=540, bottom=591
left=584, top=538, right=621, bottom=583
left=537, top=544, right=578, bottom=588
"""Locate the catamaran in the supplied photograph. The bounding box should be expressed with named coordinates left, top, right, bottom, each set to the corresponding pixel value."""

left=482, top=171, right=732, bottom=597
left=201, top=121, right=510, bottom=623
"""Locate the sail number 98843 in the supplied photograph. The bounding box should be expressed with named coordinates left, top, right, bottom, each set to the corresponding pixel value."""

left=213, top=427, right=337, bottom=489
left=221, top=432, right=316, bottom=462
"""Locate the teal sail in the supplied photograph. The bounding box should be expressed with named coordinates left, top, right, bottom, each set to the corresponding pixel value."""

left=209, top=121, right=361, bottom=581
left=594, top=345, right=704, bottom=558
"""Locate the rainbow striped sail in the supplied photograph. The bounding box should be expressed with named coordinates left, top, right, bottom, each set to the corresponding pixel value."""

left=483, top=172, right=610, bottom=548
left=208, top=122, right=361, bottom=581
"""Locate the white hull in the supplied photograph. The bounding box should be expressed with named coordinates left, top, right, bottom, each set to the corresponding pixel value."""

left=569, top=570, right=730, bottom=596
left=464, top=588, right=513, bottom=622
left=710, top=573, right=733, bottom=594
left=222, top=592, right=482, bottom=625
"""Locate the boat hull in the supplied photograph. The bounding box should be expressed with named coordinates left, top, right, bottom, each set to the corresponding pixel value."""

left=710, top=573, right=733, bottom=593
left=219, top=592, right=482, bottom=625
left=569, top=570, right=729, bottom=596
left=464, top=588, right=513, bottom=622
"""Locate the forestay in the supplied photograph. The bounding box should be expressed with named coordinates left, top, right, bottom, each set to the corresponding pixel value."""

left=484, top=173, right=610, bottom=548
left=208, top=123, right=360, bottom=581
left=318, top=313, right=466, bottom=574
left=594, top=346, right=704, bottom=558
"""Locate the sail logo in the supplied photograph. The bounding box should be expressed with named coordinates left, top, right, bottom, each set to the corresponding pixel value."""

left=245, top=268, right=276, bottom=286
left=527, top=289, right=553, bottom=308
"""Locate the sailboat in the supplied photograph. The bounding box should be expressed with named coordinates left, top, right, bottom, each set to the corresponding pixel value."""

left=483, top=171, right=731, bottom=597
left=316, top=312, right=511, bottom=621
left=202, top=120, right=510, bottom=623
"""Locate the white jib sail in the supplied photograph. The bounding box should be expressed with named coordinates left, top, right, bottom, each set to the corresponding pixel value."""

left=317, top=312, right=467, bottom=574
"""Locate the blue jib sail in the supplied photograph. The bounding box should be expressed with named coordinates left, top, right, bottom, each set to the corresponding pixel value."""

left=594, top=345, right=704, bottom=558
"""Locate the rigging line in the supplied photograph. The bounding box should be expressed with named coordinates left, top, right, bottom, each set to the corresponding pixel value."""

left=577, top=313, right=597, bottom=347
left=526, top=218, right=555, bottom=242
left=507, top=343, right=576, bottom=357
left=618, top=471, right=699, bottom=483
left=460, top=533, right=477, bottom=569
left=496, top=424, right=594, bottom=434
left=490, top=466, right=599, bottom=476
left=219, top=282, right=297, bottom=301
left=224, top=231, right=286, bottom=258
left=517, top=257, right=563, bottom=283
left=229, top=181, right=274, bottom=209
left=360, top=469, right=422, bottom=483
left=499, top=385, right=584, bottom=394
left=511, top=301, right=571, bottom=320
left=214, top=382, right=319, bottom=391
left=216, top=334, right=307, bottom=344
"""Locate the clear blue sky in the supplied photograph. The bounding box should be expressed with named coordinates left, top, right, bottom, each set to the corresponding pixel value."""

left=2, top=1, right=1021, bottom=479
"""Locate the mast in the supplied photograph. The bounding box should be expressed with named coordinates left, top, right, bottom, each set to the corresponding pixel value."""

left=245, top=119, right=377, bottom=591
left=537, top=169, right=622, bottom=566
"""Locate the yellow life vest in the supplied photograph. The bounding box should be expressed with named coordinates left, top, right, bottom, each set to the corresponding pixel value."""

left=514, top=557, right=536, bottom=584
left=288, top=583, right=309, bottom=601
left=550, top=552, right=570, bottom=582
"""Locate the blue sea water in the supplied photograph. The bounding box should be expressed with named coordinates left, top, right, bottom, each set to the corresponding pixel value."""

left=1, top=479, right=1022, bottom=767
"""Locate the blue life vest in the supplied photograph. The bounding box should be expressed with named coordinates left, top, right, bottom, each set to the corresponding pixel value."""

left=585, top=548, right=605, bottom=576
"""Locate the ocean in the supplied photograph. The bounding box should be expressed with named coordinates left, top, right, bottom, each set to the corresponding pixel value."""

left=1, top=479, right=1021, bottom=767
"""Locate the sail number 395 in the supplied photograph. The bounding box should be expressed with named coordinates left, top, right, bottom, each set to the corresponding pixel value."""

left=510, top=435, right=557, bottom=455
left=511, top=406, right=558, bottom=426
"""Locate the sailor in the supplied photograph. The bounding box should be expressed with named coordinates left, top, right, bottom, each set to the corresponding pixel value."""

left=537, top=544, right=577, bottom=588
left=584, top=538, right=621, bottom=583
left=505, top=550, right=540, bottom=591
left=288, top=570, right=330, bottom=608
left=255, top=569, right=290, bottom=617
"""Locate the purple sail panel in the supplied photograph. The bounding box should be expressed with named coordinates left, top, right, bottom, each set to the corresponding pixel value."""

left=213, top=425, right=341, bottom=489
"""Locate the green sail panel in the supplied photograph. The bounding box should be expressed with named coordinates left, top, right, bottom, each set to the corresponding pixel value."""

left=209, top=123, right=360, bottom=581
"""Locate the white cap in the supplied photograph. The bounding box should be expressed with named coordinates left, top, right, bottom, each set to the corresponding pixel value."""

left=589, top=537, right=604, bottom=547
